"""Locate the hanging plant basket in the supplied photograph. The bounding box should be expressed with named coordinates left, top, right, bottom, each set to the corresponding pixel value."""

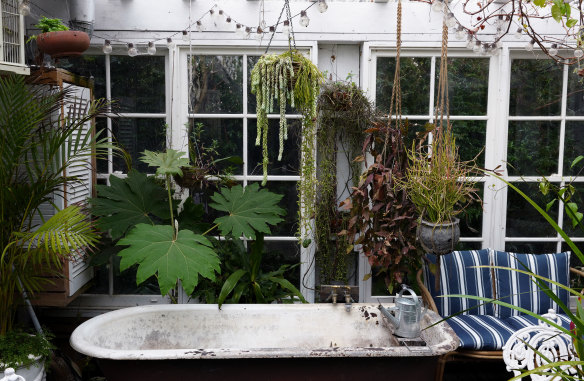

left=173, top=166, right=207, bottom=188
left=36, top=30, right=90, bottom=58
left=417, top=218, right=460, bottom=255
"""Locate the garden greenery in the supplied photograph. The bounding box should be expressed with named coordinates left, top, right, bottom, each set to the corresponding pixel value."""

left=314, top=81, right=372, bottom=284
left=250, top=50, right=323, bottom=247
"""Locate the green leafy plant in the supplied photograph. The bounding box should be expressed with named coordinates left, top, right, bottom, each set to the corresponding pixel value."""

left=314, top=81, right=372, bottom=284
left=341, top=119, right=419, bottom=294
left=397, top=124, right=481, bottom=224
left=27, top=16, right=69, bottom=42
left=195, top=234, right=306, bottom=308
left=0, top=330, right=53, bottom=369
left=0, top=74, right=114, bottom=334
left=91, top=152, right=289, bottom=298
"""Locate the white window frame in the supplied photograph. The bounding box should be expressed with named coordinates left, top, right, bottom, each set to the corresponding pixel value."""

left=362, top=43, right=500, bottom=302
left=0, top=0, right=29, bottom=75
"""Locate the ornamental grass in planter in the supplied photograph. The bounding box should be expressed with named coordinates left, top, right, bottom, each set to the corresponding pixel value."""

left=397, top=124, right=481, bottom=254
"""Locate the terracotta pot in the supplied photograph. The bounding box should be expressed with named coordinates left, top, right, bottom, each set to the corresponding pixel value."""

left=36, top=30, right=90, bottom=58
left=417, top=217, right=460, bottom=255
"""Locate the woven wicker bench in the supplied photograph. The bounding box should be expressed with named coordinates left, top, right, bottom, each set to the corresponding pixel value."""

left=416, top=249, right=584, bottom=381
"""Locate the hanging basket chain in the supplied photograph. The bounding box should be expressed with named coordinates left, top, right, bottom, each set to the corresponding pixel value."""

left=381, top=0, right=403, bottom=160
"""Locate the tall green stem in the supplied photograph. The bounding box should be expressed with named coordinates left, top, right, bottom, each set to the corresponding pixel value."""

left=166, top=174, right=176, bottom=239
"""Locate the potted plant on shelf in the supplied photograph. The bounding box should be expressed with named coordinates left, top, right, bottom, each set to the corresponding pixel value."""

left=0, top=74, right=112, bottom=377
left=28, top=16, right=90, bottom=58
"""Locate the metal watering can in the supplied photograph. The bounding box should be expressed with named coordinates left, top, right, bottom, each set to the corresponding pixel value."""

left=379, top=284, right=427, bottom=338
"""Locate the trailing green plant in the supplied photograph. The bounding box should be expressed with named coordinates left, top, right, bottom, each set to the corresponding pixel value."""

left=250, top=50, right=323, bottom=247
left=194, top=234, right=306, bottom=308
left=314, top=81, right=373, bottom=284
left=340, top=119, right=420, bottom=293
left=0, top=74, right=115, bottom=334
left=27, top=16, right=69, bottom=42
left=0, top=330, right=53, bottom=369
left=91, top=152, right=287, bottom=297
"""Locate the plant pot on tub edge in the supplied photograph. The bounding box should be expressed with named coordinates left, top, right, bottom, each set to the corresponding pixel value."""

left=417, top=217, right=460, bottom=255
left=36, top=30, right=90, bottom=58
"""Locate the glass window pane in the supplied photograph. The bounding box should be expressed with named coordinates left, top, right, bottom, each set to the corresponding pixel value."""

left=506, top=182, right=558, bottom=238
left=96, top=118, right=109, bottom=173
left=112, top=118, right=166, bottom=173
left=459, top=186, right=483, bottom=238
left=562, top=183, right=584, bottom=237
left=507, top=121, right=560, bottom=176
left=564, top=122, right=584, bottom=176
left=505, top=242, right=558, bottom=253
left=567, top=68, right=584, bottom=116
left=452, top=120, right=486, bottom=166
left=442, top=58, right=489, bottom=116
left=262, top=241, right=301, bottom=289
left=190, top=55, right=243, bottom=114
left=59, top=55, right=106, bottom=101
left=250, top=181, right=298, bottom=237
left=114, top=261, right=161, bottom=295
left=190, top=119, right=243, bottom=175
left=248, top=118, right=300, bottom=176
left=110, top=55, right=165, bottom=113
left=376, top=57, right=431, bottom=115
left=509, top=59, right=562, bottom=116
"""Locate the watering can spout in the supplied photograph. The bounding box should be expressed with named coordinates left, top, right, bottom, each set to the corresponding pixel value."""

left=378, top=303, right=399, bottom=330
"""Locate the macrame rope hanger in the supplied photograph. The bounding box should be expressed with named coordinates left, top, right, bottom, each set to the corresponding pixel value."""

left=265, top=0, right=297, bottom=56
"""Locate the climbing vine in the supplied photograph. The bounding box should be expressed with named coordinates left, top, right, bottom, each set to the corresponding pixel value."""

left=315, top=81, right=373, bottom=284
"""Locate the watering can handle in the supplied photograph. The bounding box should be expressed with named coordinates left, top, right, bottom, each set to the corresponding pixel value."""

left=398, top=284, right=418, bottom=300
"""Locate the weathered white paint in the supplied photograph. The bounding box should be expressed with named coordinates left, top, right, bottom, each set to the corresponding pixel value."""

left=70, top=303, right=458, bottom=360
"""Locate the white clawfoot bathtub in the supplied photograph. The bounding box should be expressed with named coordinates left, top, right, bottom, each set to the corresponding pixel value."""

left=71, top=303, right=458, bottom=381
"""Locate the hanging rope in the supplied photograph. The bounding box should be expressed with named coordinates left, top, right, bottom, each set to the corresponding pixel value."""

left=381, top=0, right=403, bottom=160
left=265, top=0, right=298, bottom=54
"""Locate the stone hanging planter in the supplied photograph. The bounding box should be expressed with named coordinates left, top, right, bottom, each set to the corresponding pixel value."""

left=417, top=218, right=460, bottom=255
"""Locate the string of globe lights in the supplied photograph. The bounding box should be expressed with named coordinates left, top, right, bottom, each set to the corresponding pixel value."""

left=424, top=0, right=584, bottom=64
left=17, top=0, right=328, bottom=57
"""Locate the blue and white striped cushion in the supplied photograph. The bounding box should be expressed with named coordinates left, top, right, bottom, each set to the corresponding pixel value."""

left=492, top=251, right=570, bottom=318
left=424, top=249, right=494, bottom=316
left=447, top=315, right=515, bottom=350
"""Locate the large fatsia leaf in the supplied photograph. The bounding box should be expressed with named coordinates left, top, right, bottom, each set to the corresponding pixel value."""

left=140, top=149, right=189, bottom=176
left=210, top=183, right=285, bottom=239
left=117, top=224, right=220, bottom=295
left=90, top=170, right=169, bottom=240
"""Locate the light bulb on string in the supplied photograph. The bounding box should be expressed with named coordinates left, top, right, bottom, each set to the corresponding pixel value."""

left=466, top=35, right=474, bottom=50
left=18, top=0, right=30, bottom=16
left=473, top=41, right=481, bottom=53
left=549, top=43, right=558, bottom=56
left=318, top=0, right=328, bottom=13
left=235, top=23, right=243, bottom=37
left=218, top=10, right=225, bottom=24
left=431, top=0, right=444, bottom=13
left=269, top=26, right=275, bottom=34
left=167, top=38, right=175, bottom=49
left=446, top=13, right=457, bottom=29
left=525, top=39, right=535, bottom=52
left=299, top=10, right=310, bottom=27
left=481, top=43, right=489, bottom=55
left=196, top=21, right=203, bottom=32
left=244, top=27, right=251, bottom=39
left=127, top=43, right=138, bottom=57
left=102, top=40, right=113, bottom=54
left=209, top=9, right=216, bottom=22
left=575, top=48, right=584, bottom=58
left=147, top=41, right=156, bottom=55
left=282, top=20, right=291, bottom=36
left=491, top=43, right=500, bottom=56
left=455, top=26, right=466, bottom=40
left=496, top=15, right=504, bottom=28
left=255, top=27, right=264, bottom=42
left=182, top=30, right=189, bottom=41
left=225, top=16, right=232, bottom=26
left=514, top=27, right=523, bottom=39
